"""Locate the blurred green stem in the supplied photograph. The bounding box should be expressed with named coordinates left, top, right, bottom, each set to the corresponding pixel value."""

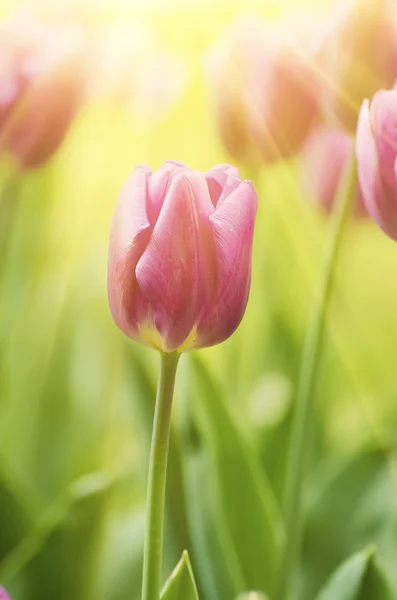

left=277, top=151, right=358, bottom=600
left=142, top=351, right=180, bottom=600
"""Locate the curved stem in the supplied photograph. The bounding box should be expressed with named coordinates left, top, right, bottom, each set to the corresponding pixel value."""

left=142, top=351, right=180, bottom=600
left=277, top=151, right=358, bottom=600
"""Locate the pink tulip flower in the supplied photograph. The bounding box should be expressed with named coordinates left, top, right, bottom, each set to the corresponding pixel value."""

left=0, top=10, right=89, bottom=169
left=0, top=587, right=10, bottom=600
left=318, top=0, right=397, bottom=132
left=356, top=86, right=397, bottom=240
left=206, top=16, right=319, bottom=164
left=301, top=123, right=366, bottom=216
left=108, top=161, right=257, bottom=352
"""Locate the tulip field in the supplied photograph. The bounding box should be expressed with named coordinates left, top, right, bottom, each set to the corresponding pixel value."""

left=1, top=0, right=397, bottom=599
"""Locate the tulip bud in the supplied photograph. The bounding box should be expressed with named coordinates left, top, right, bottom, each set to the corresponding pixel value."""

left=0, top=10, right=88, bottom=169
left=301, top=123, right=366, bottom=216
left=356, top=86, right=397, bottom=240
left=108, top=161, right=257, bottom=352
left=0, top=587, right=11, bottom=600
left=319, top=0, right=397, bottom=132
left=206, top=17, right=319, bottom=164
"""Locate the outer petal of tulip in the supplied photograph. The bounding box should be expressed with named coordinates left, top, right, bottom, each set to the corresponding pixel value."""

left=194, top=179, right=258, bottom=349
left=370, top=90, right=397, bottom=186
left=147, top=160, right=191, bottom=222
left=356, top=96, right=397, bottom=239
left=136, top=171, right=214, bottom=352
left=108, top=165, right=153, bottom=340
left=0, top=588, right=11, bottom=600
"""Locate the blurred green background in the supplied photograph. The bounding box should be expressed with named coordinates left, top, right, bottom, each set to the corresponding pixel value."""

left=1, top=0, right=397, bottom=599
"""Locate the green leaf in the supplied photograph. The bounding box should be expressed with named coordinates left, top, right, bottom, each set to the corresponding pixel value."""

left=188, top=355, right=282, bottom=597
left=315, top=547, right=395, bottom=600
left=0, top=471, right=115, bottom=600
left=183, top=448, right=246, bottom=600
left=0, top=466, right=32, bottom=561
left=97, top=510, right=145, bottom=600
left=161, top=551, right=199, bottom=600
left=301, top=449, right=397, bottom=599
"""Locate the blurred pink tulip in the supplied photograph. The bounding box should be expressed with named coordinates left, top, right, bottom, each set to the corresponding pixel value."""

left=356, top=86, right=397, bottom=240
left=207, top=16, right=319, bottom=164
left=0, top=11, right=89, bottom=169
left=0, top=587, right=10, bottom=600
left=108, top=161, right=257, bottom=352
left=301, top=123, right=366, bottom=216
left=318, top=0, right=397, bottom=132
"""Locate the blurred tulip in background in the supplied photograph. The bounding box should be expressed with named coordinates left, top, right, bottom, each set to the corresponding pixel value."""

left=318, top=0, right=397, bottom=132
left=0, top=9, right=90, bottom=169
left=108, top=161, right=257, bottom=352
left=206, top=16, right=320, bottom=164
left=301, top=123, right=367, bottom=216
left=356, top=86, right=397, bottom=241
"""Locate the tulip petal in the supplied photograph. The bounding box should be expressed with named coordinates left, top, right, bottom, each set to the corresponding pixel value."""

left=356, top=99, right=397, bottom=239
left=147, top=160, right=191, bottom=223
left=185, top=170, right=218, bottom=311
left=136, top=172, right=207, bottom=351
left=108, top=165, right=153, bottom=339
left=194, top=179, right=257, bottom=349
left=370, top=89, right=397, bottom=187
left=205, top=163, right=240, bottom=206
left=0, top=587, right=11, bottom=600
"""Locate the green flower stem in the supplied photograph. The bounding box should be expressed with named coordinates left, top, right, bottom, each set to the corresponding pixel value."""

left=142, top=351, right=180, bottom=600
left=277, top=151, right=358, bottom=600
